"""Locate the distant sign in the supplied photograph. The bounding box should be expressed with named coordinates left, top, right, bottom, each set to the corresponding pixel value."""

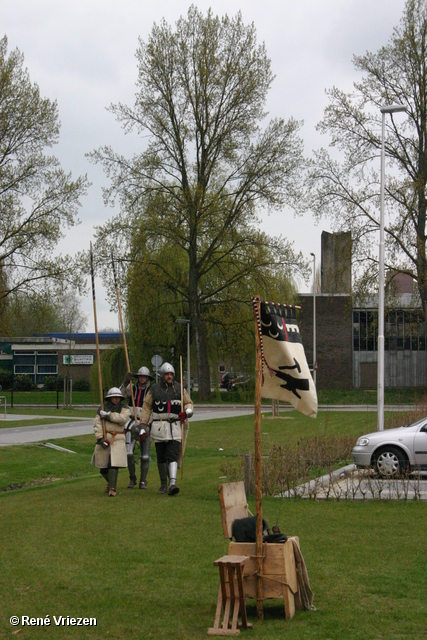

left=151, top=354, right=163, bottom=368
left=63, top=355, right=94, bottom=365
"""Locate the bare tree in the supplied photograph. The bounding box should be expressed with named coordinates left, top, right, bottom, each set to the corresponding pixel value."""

left=89, top=7, right=307, bottom=399
left=303, top=0, right=427, bottom=315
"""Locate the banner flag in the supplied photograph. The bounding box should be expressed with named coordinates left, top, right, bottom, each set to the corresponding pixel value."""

left=252, top=298, right=317, bottom=418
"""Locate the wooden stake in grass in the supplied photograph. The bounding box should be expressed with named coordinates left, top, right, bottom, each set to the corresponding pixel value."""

left=111, top=250, right=137, bottom=422
left=90, top=243, right=106, bottom=442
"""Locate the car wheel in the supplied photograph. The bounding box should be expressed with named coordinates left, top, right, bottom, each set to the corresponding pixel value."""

left=374, top=447, right=408, bottom=478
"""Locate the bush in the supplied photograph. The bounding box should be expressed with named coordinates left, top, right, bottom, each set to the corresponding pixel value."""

left=221, top=434, right=358, bottom=496
left=72, top=378, right=90, bottom=391
left=43, top=375, right=64, bottom=391
left=0, top=369, right=13, bottom=389
left=13, top=374, right=36, bottom=391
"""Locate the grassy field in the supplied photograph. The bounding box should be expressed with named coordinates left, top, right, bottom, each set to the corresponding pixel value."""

left=1, top=411, right=426, bottom=639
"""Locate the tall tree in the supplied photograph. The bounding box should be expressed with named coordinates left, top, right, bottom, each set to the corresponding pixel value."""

left=303, top=0, right=427, bottom=316
left=0, top=36, right=88, bottom=301
left=90, top=7, right=306, bottom=399
left=2, top=286, right=87, bottom=337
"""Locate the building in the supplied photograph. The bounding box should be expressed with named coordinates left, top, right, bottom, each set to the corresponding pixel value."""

left=297, top=231, right=427, bottom=389
left=0, top=333, right=122, bottom=386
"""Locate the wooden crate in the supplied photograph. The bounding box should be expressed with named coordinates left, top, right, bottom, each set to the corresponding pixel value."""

left=218, top=482, right=301, bottom=619
left=228, top=540, right=300, bottom=619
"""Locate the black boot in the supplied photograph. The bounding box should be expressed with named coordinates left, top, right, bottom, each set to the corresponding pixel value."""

left=157, top=463, right=168, bottom=494
left=100, top=468, right=109, bottom=493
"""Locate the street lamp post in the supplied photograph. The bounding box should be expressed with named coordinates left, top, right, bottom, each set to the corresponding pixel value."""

left=310, top=252, right=317, bottom=386
left=175, top=318, right=190, bottom=395
left=377, top=104, right=406, bottom=431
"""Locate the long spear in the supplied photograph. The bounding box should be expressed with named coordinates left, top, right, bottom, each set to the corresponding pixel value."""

left=111, top=250, right=137, bottom=422
left=90, top=242, right=106, bottom=442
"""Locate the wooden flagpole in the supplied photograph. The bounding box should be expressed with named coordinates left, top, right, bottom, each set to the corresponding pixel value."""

left=90, top=243, right=106, bottom=441
left=111, top=250, right=137, bottom=422
left=180, top=355, right=184, bottom=480
left=253, top=295, right=264, bottom=621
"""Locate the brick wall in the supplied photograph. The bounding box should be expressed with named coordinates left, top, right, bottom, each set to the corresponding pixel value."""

left=298, top=293, right=353, bottom=390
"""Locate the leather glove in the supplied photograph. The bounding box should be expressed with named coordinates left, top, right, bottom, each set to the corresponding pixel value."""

left=178, top=411, right=187, bottom=421
left=99, top=410, right=111, bottom=419
left=97, top=438, right=109, bottom=449
left=124, top=372, right=133, bottom=384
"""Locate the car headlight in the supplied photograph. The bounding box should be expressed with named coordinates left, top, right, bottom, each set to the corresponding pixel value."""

left=356, top=437, right=370, bottom=446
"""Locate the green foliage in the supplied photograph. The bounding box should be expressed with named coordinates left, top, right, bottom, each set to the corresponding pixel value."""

left=0, top=36, right=89, bottom=301
left=1, top=288, right=87, bottom=338
left=72, top=378, right=90, bottom=391
left=89, top=7, right=308, bottom=399
left=43, top=375, right=64, bottom=391
left=0, top=368, right=13, bottom=389
left=13, top=374, right=35, bottom=391
left=89, top=346, right=127, bottom=402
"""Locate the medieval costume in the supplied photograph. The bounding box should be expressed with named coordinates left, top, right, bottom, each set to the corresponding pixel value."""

left=91, top=387, right=131, bottom=497
left=120, top=366, right=154, bottom=489
left=140, top=362, right=194, bottom=496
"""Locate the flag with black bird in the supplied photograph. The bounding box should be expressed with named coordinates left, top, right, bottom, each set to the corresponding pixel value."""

left=253, top=299, right=317, bottom=418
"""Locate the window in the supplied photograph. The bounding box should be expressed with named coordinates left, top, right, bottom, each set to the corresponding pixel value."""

left=354, top=308, right=427, bottom=352
left=15, top=365, right=35, bottom=374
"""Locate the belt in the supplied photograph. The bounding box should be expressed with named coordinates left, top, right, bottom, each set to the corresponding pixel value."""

left=108, top=430, right=124, bottom=444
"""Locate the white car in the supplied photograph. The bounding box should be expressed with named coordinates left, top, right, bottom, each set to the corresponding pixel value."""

left=351, top=417, right=427, bottom=477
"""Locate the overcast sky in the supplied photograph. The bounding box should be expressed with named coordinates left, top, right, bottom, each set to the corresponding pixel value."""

left=4, top=0, right=407, bottom=331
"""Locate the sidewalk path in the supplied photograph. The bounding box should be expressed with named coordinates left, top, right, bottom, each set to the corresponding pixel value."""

left=0, top=406, right=255, bottom=446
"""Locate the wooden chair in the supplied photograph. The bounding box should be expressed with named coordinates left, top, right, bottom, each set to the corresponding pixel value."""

left=218, top=481, right=301, bottom=620
left=207, top=555, right=253, bottom=636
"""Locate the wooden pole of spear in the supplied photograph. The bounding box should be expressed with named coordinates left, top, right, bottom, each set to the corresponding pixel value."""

left=90, top=243, right=106, bottom=442
left=111, top=251, right=137, bottom=422
left=253, top=294, right=264, bottom=621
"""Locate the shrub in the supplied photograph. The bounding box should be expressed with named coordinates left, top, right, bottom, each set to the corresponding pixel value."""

left=0, top=369, right=13, bottom=389
left=72, top=378, right=90, bottom=391
left=13, top=374, right=36, bottom=391
left=43, top=375, right=64, bottom=391
left=220, top=434, right=358, bottom=496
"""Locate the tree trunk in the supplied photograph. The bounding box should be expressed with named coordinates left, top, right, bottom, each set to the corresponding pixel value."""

left=188, top=252, right=211, bottom=400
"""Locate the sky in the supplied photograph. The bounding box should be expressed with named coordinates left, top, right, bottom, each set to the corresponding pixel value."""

left=3, top=0, right=407, bottom=331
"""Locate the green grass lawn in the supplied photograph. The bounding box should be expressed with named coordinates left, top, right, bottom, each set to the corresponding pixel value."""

left=0, top=412, right=426, bottom=639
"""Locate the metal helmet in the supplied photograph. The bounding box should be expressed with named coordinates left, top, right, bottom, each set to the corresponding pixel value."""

left=105, top=386, right=125, bottom=399
left=160, top=362, right=175, bottom=376
left=137, top=366, right=153, bottom=379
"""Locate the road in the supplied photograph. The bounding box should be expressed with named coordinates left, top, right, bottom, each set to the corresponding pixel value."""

left=0, top=405, right=256, bottom=446
left=0, top=404, right=418, bottom=446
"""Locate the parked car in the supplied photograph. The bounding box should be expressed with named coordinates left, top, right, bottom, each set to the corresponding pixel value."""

left=351, top=416, right=427, bottom=478
left=220, top=372, right=237, bottom=391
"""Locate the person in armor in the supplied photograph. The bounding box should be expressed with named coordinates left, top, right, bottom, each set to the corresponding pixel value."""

left=120, top=366, right=154, bottom=489
left=91, top=387, right=131, bottom=497
left=139, top=362, right=194, bottom=496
